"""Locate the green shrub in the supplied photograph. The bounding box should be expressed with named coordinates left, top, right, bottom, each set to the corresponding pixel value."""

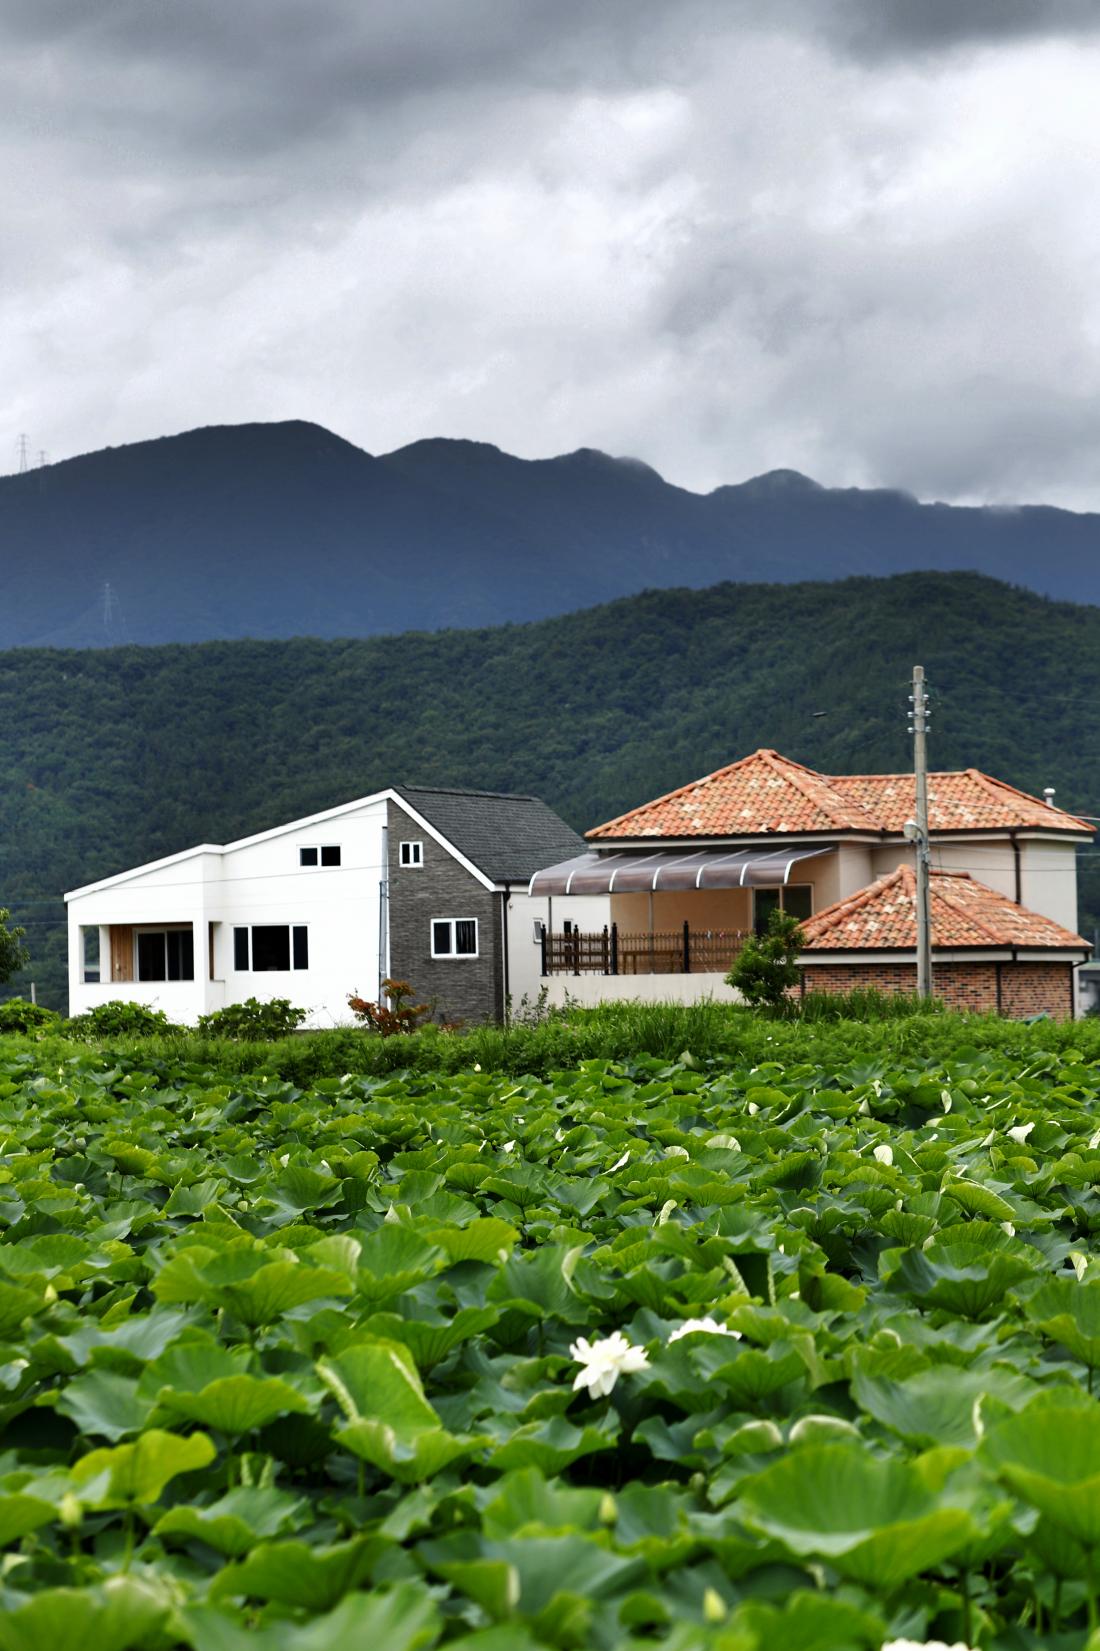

left=725, top=909, right=805, bottom=1010
left=196, top=997, right=307, bottom=1041
left=66, top=1000, right=184, bottom=1039
left=0, top=997, right=60, bottom=1035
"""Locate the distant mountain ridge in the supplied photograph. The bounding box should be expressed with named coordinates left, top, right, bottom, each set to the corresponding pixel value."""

left=1, top=419, right=1097, bottom=647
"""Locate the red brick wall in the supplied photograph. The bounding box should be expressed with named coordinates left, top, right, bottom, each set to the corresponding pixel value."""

left=799, top=961, right=1075, bottom=1020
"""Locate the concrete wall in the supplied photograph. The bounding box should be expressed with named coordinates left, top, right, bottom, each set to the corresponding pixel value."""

left=505, top=891, right=609, bottom=1012
left=1019, top=839, right=1080, bottom=933
left=544, top=972, right=743, bottom=1008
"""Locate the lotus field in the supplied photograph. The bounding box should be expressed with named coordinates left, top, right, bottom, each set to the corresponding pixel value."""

left=9, top=1040, right=1100, bottom=1649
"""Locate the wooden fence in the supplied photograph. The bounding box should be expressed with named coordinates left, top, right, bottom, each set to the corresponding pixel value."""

left=542, top=923, right=748, bottom=976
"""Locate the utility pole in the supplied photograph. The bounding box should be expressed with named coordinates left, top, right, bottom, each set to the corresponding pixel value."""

left=907, top=666, right=933, bottom=998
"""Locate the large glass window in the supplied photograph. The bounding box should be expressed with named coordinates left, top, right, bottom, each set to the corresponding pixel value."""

left=753, top=885, right=813, bottom=937
left=232, top=925, right=309, bottom=971
left=431, top=918, right=478, bottom=958
left=136, top=928, right=194, bottom=982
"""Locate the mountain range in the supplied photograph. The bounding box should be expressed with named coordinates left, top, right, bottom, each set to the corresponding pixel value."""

left=2, top=420, right=1099, bottom=648
left=2, top=569, right=1099, bottom=1011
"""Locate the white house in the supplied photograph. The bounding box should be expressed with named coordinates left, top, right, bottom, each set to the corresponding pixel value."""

left=65, top=786, right=586, bottom=1027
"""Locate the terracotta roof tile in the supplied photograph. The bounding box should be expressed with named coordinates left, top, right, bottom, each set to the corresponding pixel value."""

left=588, top=751, right=1093, bottom=840
left=801, top=867, right=1088, bottom=952
left=588, top=750, right=881, bottom=839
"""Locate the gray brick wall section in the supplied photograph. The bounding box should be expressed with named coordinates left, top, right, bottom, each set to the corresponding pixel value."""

left=386, top=799, right=504, bottom=1025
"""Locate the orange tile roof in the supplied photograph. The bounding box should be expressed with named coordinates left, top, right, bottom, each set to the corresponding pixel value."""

left=801, top=866, right=1088, bottom=952
left=588, top=749, right=1093, bottom=840
left=588, top=750, right=881, bottom=839
left=831, top=770, right=1092, bottom=834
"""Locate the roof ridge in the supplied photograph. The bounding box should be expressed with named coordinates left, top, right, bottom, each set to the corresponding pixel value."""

left=758, top=749, right=879, bottom=831
left=803, top=865, right=909, bottom=939
left=588, top=748, right=790, bottom=837
left=963, top=767, right=1091, bottom=829
left=930, top=872, right=1005, bottom=945
left=398, top=784, right=539, bottom=801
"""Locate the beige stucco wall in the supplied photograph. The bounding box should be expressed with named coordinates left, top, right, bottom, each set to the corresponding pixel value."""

left=1019, top=839, right=1081, bottom=932
left=609, top=887, right=751, bottom=933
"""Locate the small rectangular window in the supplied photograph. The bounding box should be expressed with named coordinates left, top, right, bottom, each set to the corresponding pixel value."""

left=400, top=841, right=424, bottom=867
left=233, top=925, right=308, bottom=972
left=431, top=918, right=478, bottom=959
left=320, top=845, right=341, bottom=867
left=166, top=930, right=194, bottom=981
left=299, top=846, right=319, bottom=867
left=82, top=926, right=101, bottom=984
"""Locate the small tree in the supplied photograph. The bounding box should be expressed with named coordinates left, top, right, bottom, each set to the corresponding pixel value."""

left=0, top=908, right=29, bottom=985
left=726, top=908, right=805, bottom=1011
left=348, top=978, right=432, bottom=1036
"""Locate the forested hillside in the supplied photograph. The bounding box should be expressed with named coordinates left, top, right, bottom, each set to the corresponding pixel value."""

left=5, top=420, right=1100, bottom=648
left=3, top=569, right=1098, bottom=1009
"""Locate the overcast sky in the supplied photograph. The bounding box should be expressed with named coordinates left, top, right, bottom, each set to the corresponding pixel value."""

left=4, top=1, right=1100, bottom=506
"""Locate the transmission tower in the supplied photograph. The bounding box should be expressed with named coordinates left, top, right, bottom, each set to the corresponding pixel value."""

left=37, top=450, right=47, bottom=468
left=17, top=434, right=28, bottom=474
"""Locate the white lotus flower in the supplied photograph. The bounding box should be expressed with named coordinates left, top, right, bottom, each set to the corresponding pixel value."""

left=1007, top=1122, right=1035, bottom=1144
left=873, top=1144, right=893, bottom=1166
left=503, top=1140, right=515, bottom=1153
left=570, top=1331, right=650, bottom=1398
left=882, top=1640, right=976, bottom=1651
left=1072, top=1251, right=1090, bottom=1280
left=668, top=1316, right=741, bottom=1343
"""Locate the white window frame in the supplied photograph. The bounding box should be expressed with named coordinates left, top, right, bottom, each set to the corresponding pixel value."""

left=233, top=923, right=310, bottom=972
left=400, top=841, right=424, bottom=867
left=430, top=917, right=479, bottom=959
left=299, top=845, right=342, bottom=868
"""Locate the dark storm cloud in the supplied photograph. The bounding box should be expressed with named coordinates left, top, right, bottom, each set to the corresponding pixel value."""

left=3, top=0, right=1100, bottom=508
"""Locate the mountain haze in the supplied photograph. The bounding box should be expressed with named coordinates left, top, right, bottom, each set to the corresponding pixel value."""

left=2, top=421, right=1099, bottom=648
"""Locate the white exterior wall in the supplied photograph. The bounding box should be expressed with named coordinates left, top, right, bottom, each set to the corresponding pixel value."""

left=67, top=801, right=389, bottom=1028
left=505, top=891, right=610, bottom=1011
left=544, top=973, right=743, bottom=1008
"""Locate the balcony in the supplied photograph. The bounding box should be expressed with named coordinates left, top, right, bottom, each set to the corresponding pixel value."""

left=542, top=922, right=748, bottom=977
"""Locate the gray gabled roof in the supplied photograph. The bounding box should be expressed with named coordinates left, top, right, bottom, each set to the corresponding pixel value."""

left=394, top=786, right=584, bottom=884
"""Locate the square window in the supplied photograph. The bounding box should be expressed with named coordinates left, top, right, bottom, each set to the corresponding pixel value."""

left=320, top=845, right=341, bottom=867
left=400, top=841, right=424, bottom=867
left=299, top=846, right=319, bottom=867
left=252, top=926, right=291, bottom=971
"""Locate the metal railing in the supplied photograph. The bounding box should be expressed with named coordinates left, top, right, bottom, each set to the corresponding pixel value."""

left=542, top=923, right=749, bottom=976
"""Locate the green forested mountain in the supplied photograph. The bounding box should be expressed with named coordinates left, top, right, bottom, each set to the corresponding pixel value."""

left=3, top=569, right=1098, bottom=1009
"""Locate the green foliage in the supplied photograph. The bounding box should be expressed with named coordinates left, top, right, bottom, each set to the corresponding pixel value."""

left=725, top=909, right=805, bottom=1009
left=0, top=906, right=29, bottom=985
left=798, top=988, right=947, bottom=1021
left=0, top=997, right=59, bottom=1035
left=196, top=997, right=307, bottom=1041
left=4, top=569, right=1100, bottom=1015
left=3, top=1027, right=1100, bottom=1639
left=65, top=999, right=183, bottom=1039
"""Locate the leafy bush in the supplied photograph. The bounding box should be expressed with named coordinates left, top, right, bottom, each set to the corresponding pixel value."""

left=66, top=999, right=184, bottom=1038
left=726, top=908, right=805, bottom=1009
left=0, top=997, right=60, bottom=1034
left=196, top=996, right=307, bottom=1041
left=0, top=906, right=29, bottom=984
left=348, top=978, right=433, bottom=1035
